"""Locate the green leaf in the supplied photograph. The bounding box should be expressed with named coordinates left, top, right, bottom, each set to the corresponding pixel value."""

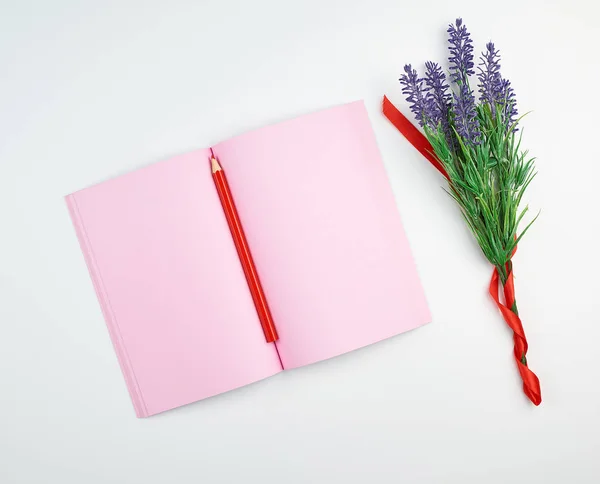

left=418, top=97, right=538, bottom=269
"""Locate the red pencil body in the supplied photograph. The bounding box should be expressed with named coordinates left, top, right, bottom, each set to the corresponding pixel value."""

left=210, top=156, right=278, bottom=343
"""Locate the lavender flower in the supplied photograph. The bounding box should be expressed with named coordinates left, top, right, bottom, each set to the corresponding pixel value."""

left=448, top=18, right=475, bottom=85
left=477, top=42, right=519, bottom=129
left=424, top=61, right=453, bottom=143
left=447, top=19, right=480, bottom=144
left=399, top=64, right=429, bottom=127
left=477, top=42, right=502, bottom=115
left=448, top=18, right=481, bottom=144
left=453, top=83, right=481, bottom=144
left=499, top=78, right=518, bottom=128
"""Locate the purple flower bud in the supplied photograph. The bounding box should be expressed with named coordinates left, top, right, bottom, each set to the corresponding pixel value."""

left=477, top=42, right=519, bottom=130
left=424, top=61, right=453, bottom=144
left=448, top=18, right=475, bottom=86
left=499, top=78, right=518, bottom=129
left=477, top=42, right=503, bottom=116
left=453, top=83, right=481, bottom=145
left=399, top=64, right=429, bottom=128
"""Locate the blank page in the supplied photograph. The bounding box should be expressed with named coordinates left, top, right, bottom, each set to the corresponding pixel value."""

left=214, top=101, right=431, bottom=369
left=66, top=149, right=281, bottom=417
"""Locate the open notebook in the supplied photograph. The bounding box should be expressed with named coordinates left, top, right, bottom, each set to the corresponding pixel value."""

left=66, top=101, right=430, bottom=417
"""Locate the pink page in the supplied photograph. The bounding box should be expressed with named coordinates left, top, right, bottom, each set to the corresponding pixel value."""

left=66, top=149, right=281, bottom=417
left=213, top=101, right=431, bottom=369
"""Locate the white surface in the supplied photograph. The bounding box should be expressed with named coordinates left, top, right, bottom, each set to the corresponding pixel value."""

left=1, top=0, right=598, bottom=482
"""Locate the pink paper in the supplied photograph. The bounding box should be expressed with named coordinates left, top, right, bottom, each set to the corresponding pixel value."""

left=67, top=150, right=281, bottom=417
left=67, top=101, right=430, bottom=416
left=215, top=101, right=431, bottom=368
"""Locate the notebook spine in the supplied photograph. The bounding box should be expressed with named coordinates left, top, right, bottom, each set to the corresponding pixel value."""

left=65, top=194, right=148, bottom=417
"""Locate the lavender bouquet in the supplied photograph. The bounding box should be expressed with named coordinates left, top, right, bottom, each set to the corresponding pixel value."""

left=391, top=18, right=541, bottom=405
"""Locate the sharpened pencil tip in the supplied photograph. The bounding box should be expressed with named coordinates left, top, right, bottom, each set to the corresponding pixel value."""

left=211, top=156, right=222, bottom=173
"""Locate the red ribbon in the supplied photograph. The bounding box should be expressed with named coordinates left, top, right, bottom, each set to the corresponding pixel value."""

left=382, top=95, right=541, bottom=405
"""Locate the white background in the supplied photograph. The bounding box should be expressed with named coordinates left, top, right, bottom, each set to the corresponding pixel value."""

left=1, top=1, right=599, bottom=483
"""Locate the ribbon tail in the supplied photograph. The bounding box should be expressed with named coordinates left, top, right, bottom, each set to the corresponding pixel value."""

left=382, top=95, right=449, bottom=179
left=489, top=268, right=542, bottom=405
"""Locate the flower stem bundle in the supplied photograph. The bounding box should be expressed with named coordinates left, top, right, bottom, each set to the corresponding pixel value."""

left=395, top=18, right=541, bottom=405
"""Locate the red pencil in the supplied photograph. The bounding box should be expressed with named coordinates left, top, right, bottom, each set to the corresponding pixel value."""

left=210, top=153, right=279, bottom=343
